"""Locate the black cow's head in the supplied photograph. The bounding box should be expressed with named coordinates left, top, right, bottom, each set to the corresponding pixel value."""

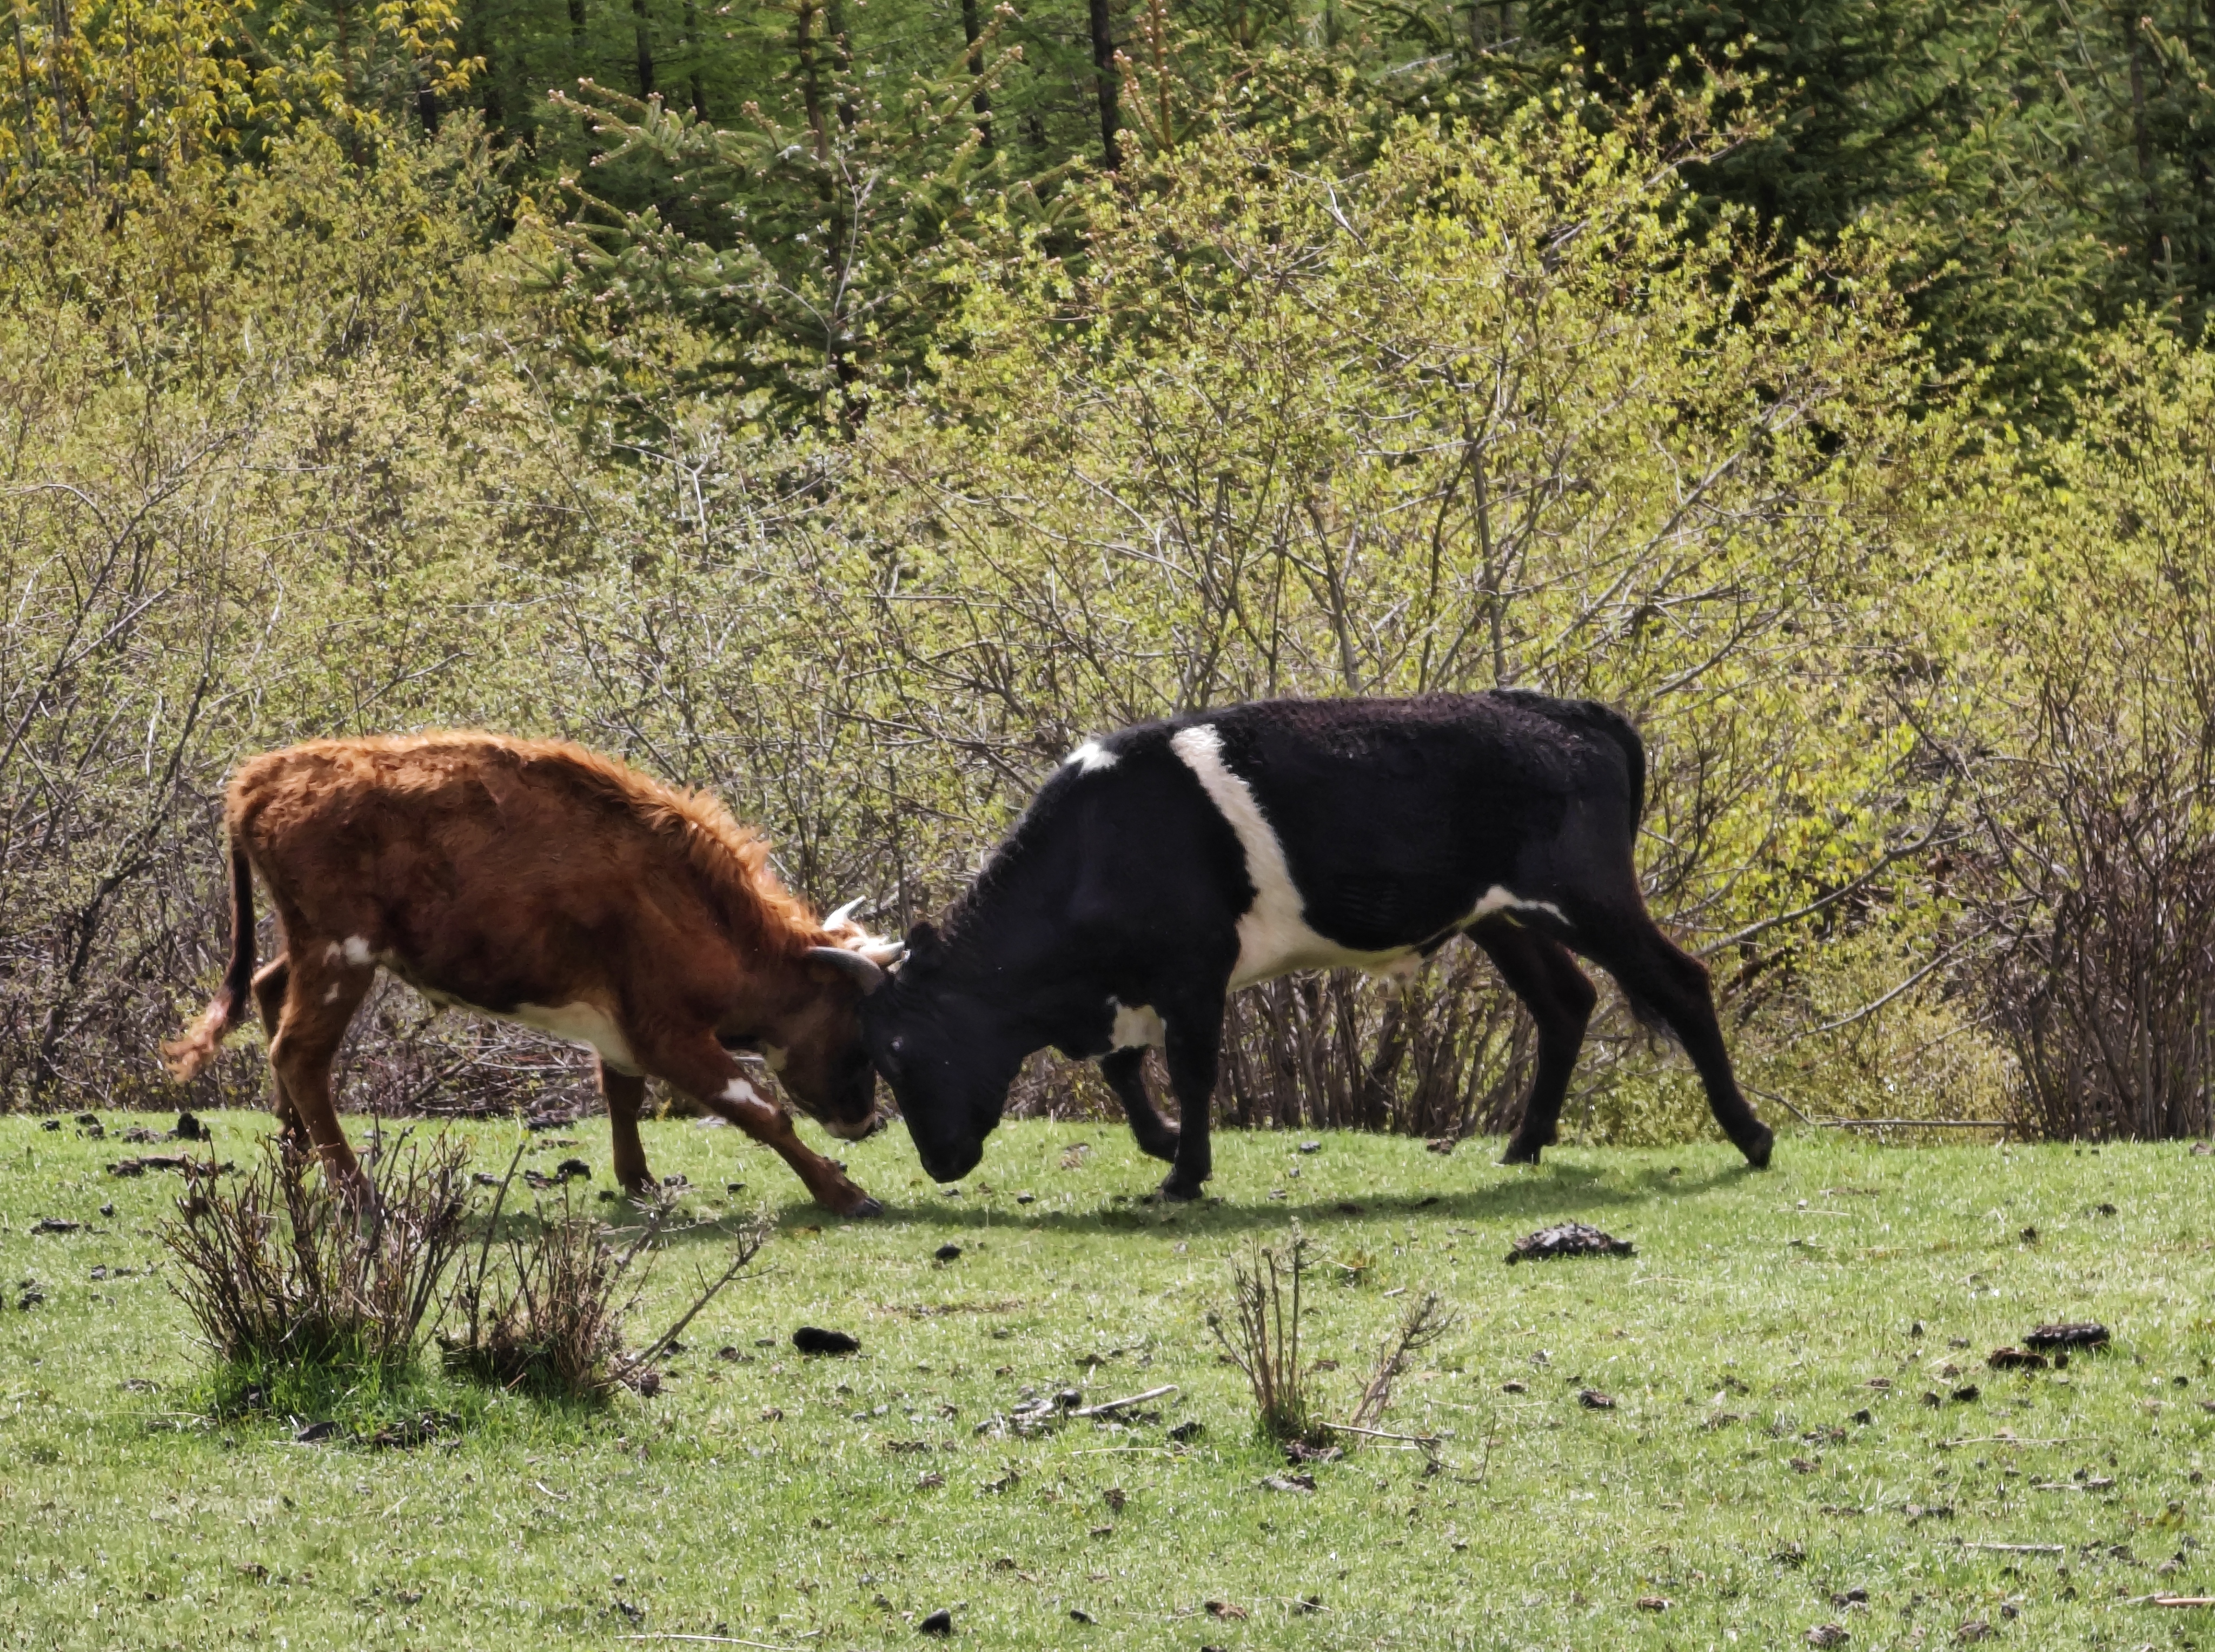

left=860, top=923, right=1031, bottom=1185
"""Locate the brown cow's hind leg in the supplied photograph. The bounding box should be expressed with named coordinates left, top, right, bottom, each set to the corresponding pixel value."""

left=645, top=1034, right=880, bottom=1217
left=249, top=957, right=308, bottom=1145
left=601, top=1060, right=654, bottom=1196
left=266, top=941, right=374, bottom=1196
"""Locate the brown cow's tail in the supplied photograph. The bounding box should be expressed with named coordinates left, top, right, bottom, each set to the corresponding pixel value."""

left=163, top=842, right=256, bottom=1082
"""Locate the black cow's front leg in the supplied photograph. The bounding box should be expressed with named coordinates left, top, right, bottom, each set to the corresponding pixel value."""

left=1157, top=999, right=1224, bottom=1200
left=1473, top=920, right=1598, bottom=1165
left=1099, top=1048, right=1181, bottom=1163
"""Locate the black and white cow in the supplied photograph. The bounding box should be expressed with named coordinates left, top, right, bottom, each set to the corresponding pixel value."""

left=861, top=692, right=1774, bottom=1198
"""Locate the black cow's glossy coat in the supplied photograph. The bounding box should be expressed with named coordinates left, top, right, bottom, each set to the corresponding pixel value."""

left=864, top=692, right=1773, bottom=1195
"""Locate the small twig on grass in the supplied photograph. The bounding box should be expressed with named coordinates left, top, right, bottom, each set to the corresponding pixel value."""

left=2136, top=1596, right=2215, bottom=1608
left=625, top=1233, right=769, bottom=1376
left=1068, top=1384, right=1177, bottom=1418
left=1322, top=1420, right=1442, bottom=1447
left=615, top=1635, right=815, bottom=1649
left=1959, top=1542, right=2064, bottom=1555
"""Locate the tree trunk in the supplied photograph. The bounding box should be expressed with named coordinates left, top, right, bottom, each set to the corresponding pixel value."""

left=959, top=0, right=992, bottom=144
left=1089, top=0, right=1119, bottom=168
left=684, top=0, right=708, bottom=118
left=633, top=0, right=656, bottom=98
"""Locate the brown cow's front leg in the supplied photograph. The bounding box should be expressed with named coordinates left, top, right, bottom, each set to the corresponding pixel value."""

left=600, top=1061, right=654, bottom=1196
left=649, top=1036, right=881, bottom=1217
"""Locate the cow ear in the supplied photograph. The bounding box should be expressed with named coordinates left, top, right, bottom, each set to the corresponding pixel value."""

left=905, top=921, right=944, bottom=966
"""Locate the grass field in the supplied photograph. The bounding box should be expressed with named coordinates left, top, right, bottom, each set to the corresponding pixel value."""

left=2, top=1111, right=2212, bottom=1651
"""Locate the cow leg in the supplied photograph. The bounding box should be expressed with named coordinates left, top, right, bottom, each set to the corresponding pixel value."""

left=249, top=956, right=308, bottom=1147
left=647, top=1036, right=881, bottom=1217
left=600, top=1060, right=654, bottom=1196
left=1472, top=919, right=1597, bottom=1166
left=1098, top=1048, right=1181, bottom=1163
left=1584, top=920, right=1774, bottom=1169
left=265, top=945, right=374, bottom=1197
left=1157, top=999, right=1224, bottom=1201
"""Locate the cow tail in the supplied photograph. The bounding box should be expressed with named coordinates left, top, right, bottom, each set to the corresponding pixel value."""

left=163, top=841, right=257, bottom=1082
left=1588, top=704, right=1647, bottom=831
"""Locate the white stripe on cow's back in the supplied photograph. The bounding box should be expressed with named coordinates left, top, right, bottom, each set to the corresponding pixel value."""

left=1171, top=723, right=1399, bottom=988
left=1064, top=738, right=1118, bottom=774
left=1171, top=721, right=1570, bottom=988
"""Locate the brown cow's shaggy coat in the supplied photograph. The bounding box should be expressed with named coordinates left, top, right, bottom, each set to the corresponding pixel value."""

left=164, top=733, right=892, bottom=1215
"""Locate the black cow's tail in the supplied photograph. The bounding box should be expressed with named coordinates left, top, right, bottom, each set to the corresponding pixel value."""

left=163, top=841, right=257, bottom=1082
left=1588, top=704, right=1647, bottom=831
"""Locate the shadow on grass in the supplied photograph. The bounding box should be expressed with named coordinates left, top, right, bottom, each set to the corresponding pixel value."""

left=629, top=1157, right=1760, bottom=1247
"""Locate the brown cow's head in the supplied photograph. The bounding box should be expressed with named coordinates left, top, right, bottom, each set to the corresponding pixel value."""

left=748, top=934, right=900, bottom=1139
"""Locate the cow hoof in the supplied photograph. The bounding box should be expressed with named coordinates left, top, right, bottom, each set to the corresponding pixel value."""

left=1498, top=1142, right=1543, bottom=1167
left=1156, top=1176, right=1206, bottom=1203
left=839, top=1194, right=885, bottom=1219
left=1137, top=1132, right=1181, bottom=1164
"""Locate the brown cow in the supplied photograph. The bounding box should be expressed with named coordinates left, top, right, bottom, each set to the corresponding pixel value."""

left=162, top=733, right=899, bottom=1215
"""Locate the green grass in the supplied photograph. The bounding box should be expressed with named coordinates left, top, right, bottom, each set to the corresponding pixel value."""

left=2, top=1111, right=2212, bottom=1650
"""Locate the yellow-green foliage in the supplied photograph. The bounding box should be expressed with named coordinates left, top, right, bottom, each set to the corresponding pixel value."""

left=0, top=93, right=2140, bottom=1139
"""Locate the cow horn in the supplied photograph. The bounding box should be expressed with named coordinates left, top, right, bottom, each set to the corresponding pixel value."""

left=806, top=945, right=886, bottom=994
left=825, top=897, right=866, bottom=929
left=857, top=938, right=907, bottom=967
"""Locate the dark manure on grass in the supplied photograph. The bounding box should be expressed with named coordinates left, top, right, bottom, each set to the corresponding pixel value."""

left=1506, top=1223, right=1633, bottom=1264
left=2025, top=1321, right=2110, bottom=1349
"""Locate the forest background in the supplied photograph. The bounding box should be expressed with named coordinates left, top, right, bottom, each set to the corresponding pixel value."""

left=2, top=0, right=2213, bottom=1146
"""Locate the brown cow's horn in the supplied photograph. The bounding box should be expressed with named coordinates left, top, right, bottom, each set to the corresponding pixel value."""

left=825, top=897, right=866, bottom=929
left=806, top=945, right=886, bottom=995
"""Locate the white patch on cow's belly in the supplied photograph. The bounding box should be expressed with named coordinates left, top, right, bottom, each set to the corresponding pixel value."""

left=1109, top=1000, right=1165, bottom=1050
left=1171, top=724, right=1413, bottom=990
left=507, top=1000, right=641, bottom=1075
left=1064, top=738, right=1118, bottom=774
left=720, top=1076, right=762, bottom=1108
left=1465, top=884, right=1569, bottom=928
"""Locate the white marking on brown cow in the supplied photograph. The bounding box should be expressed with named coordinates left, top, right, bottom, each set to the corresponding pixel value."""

left=323, top=983, right=343, bottom=1004
left=341, top=935, right=374, bottom=967
left=1065, top=739, right=1118, bottom=774
left=509, top=1000, right=640, bottom=1074
left=1109, top=1000, right=1165, bottom=1050
left=721, top=1076, right=761, bottom=1107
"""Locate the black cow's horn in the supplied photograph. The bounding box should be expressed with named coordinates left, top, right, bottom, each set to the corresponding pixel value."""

left=806, top=945, right=886, bottom=995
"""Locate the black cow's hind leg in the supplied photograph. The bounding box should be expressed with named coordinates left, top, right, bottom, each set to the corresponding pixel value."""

left=1099, top=1048, right=1181, bottom=1163
left=1157, top=1000, right=1224, bottom=1201
left=1472, top=919, right=1597, bottom=1166
left=1587, top=919, right=1774, bottom=1169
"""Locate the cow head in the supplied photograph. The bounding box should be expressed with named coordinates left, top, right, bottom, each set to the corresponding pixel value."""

left=747, top=929, right=903, bottom=1141
left=859, top=923, right=1030, bottom=1184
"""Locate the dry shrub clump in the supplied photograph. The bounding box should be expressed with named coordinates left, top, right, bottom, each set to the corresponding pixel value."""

left=445, top=1156, right=765, bottom=1401
left=1209, top=1232, right=1325, bottom=1448
left=161, top=1131, right=470, bottom=1384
